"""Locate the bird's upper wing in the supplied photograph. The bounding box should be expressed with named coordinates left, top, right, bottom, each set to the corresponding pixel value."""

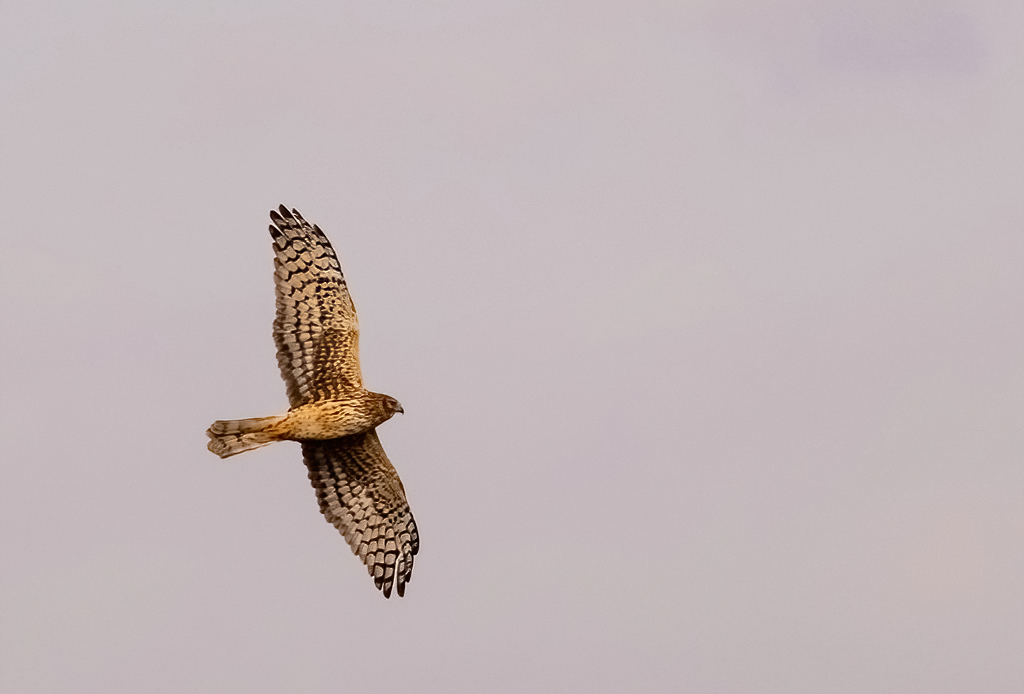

left=269, top=206, right=362, bottom=407
left=302, top=430, right=419, bottom=598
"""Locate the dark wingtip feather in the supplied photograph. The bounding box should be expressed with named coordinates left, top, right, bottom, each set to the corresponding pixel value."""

left=278, top=204, right=293, bottom=219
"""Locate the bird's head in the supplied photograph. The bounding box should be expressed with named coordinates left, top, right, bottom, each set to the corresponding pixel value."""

left=380, top=394, right=404, bottom=418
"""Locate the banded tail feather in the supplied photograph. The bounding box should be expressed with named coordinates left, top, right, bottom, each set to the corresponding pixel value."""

left=206, top=415, right=287, bottom=458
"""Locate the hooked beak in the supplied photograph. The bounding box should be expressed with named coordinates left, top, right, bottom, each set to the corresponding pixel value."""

left=396, top=403, right=405, bottom=414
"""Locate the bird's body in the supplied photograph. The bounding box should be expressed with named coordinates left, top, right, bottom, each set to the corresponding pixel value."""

left=207, top=391, right=402, bottom=455
left=277, top=393, right=401, bottom=440
left=206, top=206, right=418, bottom=598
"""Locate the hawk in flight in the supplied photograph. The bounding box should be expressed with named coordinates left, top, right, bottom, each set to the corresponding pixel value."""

left=207, top=206, right=418, bottom=598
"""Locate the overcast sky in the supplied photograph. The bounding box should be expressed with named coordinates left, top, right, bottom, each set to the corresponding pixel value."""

left=2, top=1, right=1023, bottom=692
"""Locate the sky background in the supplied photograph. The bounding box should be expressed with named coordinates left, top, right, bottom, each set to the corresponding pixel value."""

left=2, top=1, right=1023, bottom=692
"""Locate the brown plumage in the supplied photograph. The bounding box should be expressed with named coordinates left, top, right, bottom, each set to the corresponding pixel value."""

left=207, top=206, right=418, bottom=598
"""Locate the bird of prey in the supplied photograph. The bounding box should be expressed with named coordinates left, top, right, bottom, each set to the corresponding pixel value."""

left=207, top=206, right=418, bottom=598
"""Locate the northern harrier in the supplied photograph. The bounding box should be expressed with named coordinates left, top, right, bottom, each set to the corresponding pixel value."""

left=207, top=206, right=418, bottom=598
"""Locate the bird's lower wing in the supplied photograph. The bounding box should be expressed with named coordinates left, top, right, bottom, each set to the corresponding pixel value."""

left=302, top=430, right=419, bottom=598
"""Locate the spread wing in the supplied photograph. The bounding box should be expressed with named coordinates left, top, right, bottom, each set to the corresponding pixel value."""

left=269, top=206, right=362, bottom=408
left=303, top=430, right=420, bottom=598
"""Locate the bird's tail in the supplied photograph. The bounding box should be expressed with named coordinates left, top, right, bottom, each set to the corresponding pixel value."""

left=206, top=415, right=287, bottom=458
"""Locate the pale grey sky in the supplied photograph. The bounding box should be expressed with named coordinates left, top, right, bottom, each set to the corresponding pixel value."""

left=2, top=1, right=1023, bottom=692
